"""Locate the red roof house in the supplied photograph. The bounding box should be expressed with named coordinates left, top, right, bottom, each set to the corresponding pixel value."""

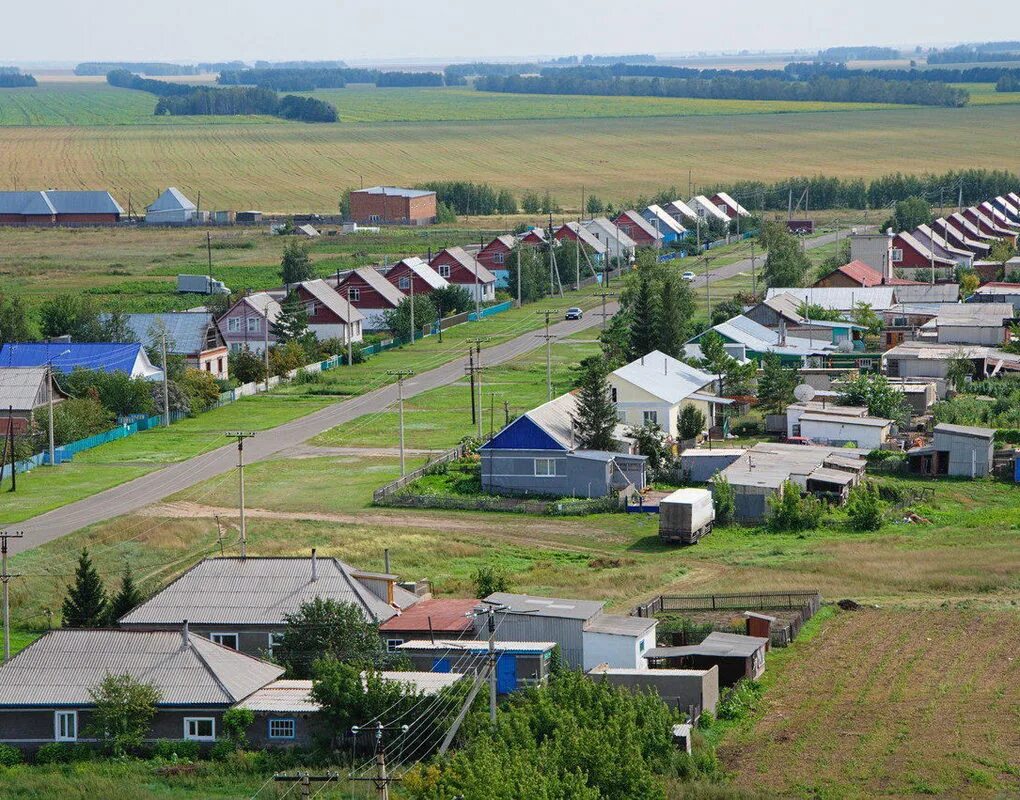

left=429, top=247, right=497, bottom=301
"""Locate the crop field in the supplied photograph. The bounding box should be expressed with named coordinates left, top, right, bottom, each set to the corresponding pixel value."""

left=721, top=608, right=1020, bottom=799
left=951, top=82, right=1020, bottom=105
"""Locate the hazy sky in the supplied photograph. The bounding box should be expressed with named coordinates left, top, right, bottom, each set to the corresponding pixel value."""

left=2, top=0, right=1015, bottom=64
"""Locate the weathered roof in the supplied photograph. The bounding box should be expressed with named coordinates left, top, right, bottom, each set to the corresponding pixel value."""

left=388, top=257, right=449, bottom=291
left=823, top=260, right=885, bottom=287
left=713, top=442, right=867, bottom=491
left=799, top=413, right=891, bottom=429
left=556, top=221, right=608, bottom=254
left=664, top=199, right=698, bottom=221
left=807, top=466, right=858, bottom=485
left=645, top=631, right=768, bottom=660
left=44, top=190, right=124, bottom=215
left=240, top=292, right=284, bottom=324
left=616, top=210, right=662, bottom=241
left=611, top=350, right=716, bottom=405
left=485, top=592, right=604, bottom=621
left=934, top=303, right=1014, bottom=326
left=897, top=231, right=956, bottom=267
left=120, top=312, right=218, bottom=355
left=237, top=672, right=463, bottom=712
left=147, top=187, right=196, bottom=213
left=379, top=598, right=477, bottom=633
left=584, top=217, right=637, bottom=249
left=522, top=392, right=580, bottom=449
left=299, top=279, right=364, bottom=324
left=972, top=282, right=1020, bottom=296
left=884, top=341, right=1020, bottom=362
left=643, top=205, right=687, bottom=236
left=712, top=191, right=750, bottom=217
left=354, top=186, right=435, bottom=199
left=432, top=246, right=497, bottom=283
left=120, top=556, right=418, bottom=627
left=583, top=614, right=656, bottom=636
left=0, top=367, right=63, bottom=410
left=0, top=342, right=158, bottom=378
left=966, top=206, right=1015, bottom=236
left=0, top=629, right=283, bottom=707
left=933, top=218, right=991, bottom=252
left=704, top=315, right=835, bottom=356
left=934, top=422, right=995, bottom=440
left=345, top=267, right=407, bottom=307
left=893, top=284, right=960, bottom=304
left=765, top=287, right=897, bottom=311
left=913, top=224, right=973, bottom=258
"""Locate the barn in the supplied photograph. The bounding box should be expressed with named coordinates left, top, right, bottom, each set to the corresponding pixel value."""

left=0, top=190, right=123, bottom=226
left=348, top=187, right=437, bottom=226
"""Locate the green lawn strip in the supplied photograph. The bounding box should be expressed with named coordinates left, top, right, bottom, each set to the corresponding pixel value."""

left=0, top=463, right=154, bottom=525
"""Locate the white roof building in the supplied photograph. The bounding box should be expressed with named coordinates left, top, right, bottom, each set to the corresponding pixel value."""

left=145, top=187, right=198, bottom=225
left=688, top=195, right=731, bottom=223
left=765, top=287, right=898, bottom=312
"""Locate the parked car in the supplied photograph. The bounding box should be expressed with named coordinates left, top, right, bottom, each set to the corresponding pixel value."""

left=784, top=436, right=814, bottom=446
left=682, top=271, right=696, bottom=281
left=565, top=307, right=584, bottom=320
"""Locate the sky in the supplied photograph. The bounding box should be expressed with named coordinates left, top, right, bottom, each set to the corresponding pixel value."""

left=2, top=0, right=1017, bottom=65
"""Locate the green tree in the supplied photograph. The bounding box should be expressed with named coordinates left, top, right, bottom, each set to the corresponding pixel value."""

left=270, top=291, right=311, bottom=343
left=339, top=187, right=354, bottom=218
left=436, top=201, right=457, bottom=223
left=101, top=310, right=134, bottom=343
left=540, top=191, right=559, bottom=214
left=179, top=367, right=221, bottom=413
left=33, top=397, right=114, bottom=450
left=846, top=482, right=883, bottom=531
left=520, top=191, right=542, bottom=214
left=571, top=356, right=618, bottom=451
left=106, top=564, right=143, bottom=624
left=86, top=673, right=161, bottom=756
left=756, top=353, right=799, bottom=415
left=219, top=707, right=255, bottom=751
left=712, top=474, right=735, bottom=525
left=959, top=270, right=980, bottom=297
left=850, top=302, right=883, bottom=336
left=472, top=564, right=511, bottom=597
left=627, top=273, right=659, bottom=359
left=766, top=481, right=826, bottom=533
left=837, top=372, right=909, bottom=422
left=268, top=339, right=309, bottom=377
left=274, top=598, right=384, bottom=678
left=988, top=239, right=1017, bottom=280
left=63, top=369, right=155, bottom=418
left=383, top=295, right=438, bottom=341
left=61, top=549, right=108, bottom=628
left=231, top=347, right=267, bottom=385
left=946, top=351, right=975, bottom=391
left=496, top=190, right=517, bottom=215
left=280, top=241, right=313, bottom=284
left=697, top=332, right=755, bottom=396
left=762, top=231, right=811, bottom=288
left=881, top=196, right=932, bottom=233
left=0, top=294, right=33, bottom=345
left=586, top=194, right=605, bottom=215
left=654, top=273, right=695, bottom=357
left=710, top=297, right=744, bottom=326
left=678, top=404, right=706, bottom=440
left=38, top=295, right=104, bottom=340
left=431, top=284, right=473, bottom=316
left=628, top=422, right=673, bottom=476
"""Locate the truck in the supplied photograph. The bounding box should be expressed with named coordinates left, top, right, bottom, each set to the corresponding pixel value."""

left=177, top=274, right=230, bottom=295
left=658, top=488, right=715, bottom=545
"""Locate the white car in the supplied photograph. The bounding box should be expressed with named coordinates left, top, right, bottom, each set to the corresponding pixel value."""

left=681, top=271, right=696, bottom=281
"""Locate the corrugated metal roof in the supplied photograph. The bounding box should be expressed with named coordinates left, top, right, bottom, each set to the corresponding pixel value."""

left=0, top=367, right=62, bottom=410
left=712, top=192, right=749, bottom=216
left=0, top=191, right=55, bottom=215
left=388, top=257, right=449, bottom=291
left=707, top=315, right=835, bottom=356
left=356, top=186, right=435, bottom=199
left=241, top=292, right=284, bottom=324
left=299, top=279, right=364, bottom=324
left=556, top=222, right=608, bottom=253
left=147, top=187, right=196, bottom=213
left=0, top=342, right=159, bottom=378
left=584, top=218, right=637, bottom=249
left=379, top=598, right=477, bottom=633
left=344, top=267, right=407, bottom=308
left=898, top=231, right=956, bottom=267
left=645, top=631, right=767, bottom=659
left=664, top=199, right=698, bottom=221
left=934, top=422, right=995, bottom=439
left=485, top=592, right=603, bottom=621
left=934, top=302, right=1013, bottom=324
left=433, top=246, right=497, bottom=283
left=616, top=210, right=662, bottom=240
left=120, top=557, right=418, bottom=626
left=0, top=629, right=283, bottom=707
left=120, top=312, right=217, bottom=355
left=45, top=190, right=124, bottom=215
left=611, top=350, right=716, bottom=404
left=714, top=442, right=866, bottom=490
left=689, top=195, right=730, bottom=222
left=765, top=287, right=896, bottom=311
left=913, top=224, right=973, bottom=258
left=583, top=614, right=656, bottom=636
left=523, top=392, right=580, bottom=449
left=397, top=639, right=555, bottom=653
left=893, top=284, right=960, bottom=304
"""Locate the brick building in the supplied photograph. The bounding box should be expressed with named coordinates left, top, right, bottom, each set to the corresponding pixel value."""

left=348, top=187, right=437, bottom=226
left=0, top=190, right=123, bottom=226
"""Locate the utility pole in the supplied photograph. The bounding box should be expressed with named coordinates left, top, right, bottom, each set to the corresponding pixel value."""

left=409, top=275, right=415, bottom=343
left=467, top=338, right=489, bottom=438
left=160, top=333, right=170, bottom=427
left=486, top=604, right=499, bottom=723
left=535, top=311, right=559, bottom=401
left=387, top=370, right=414, bottom=476
left=226, top=432, right=255, bottom=558
left=503, top=399, right=510, bottom=427
left=263, top=310, right=270, bottom=391
left=467, top=348, right=476, bottom=426
left=346, top=287, right=355, bottom=365
left=206, top=231, right=213, bottom=278
left=595, top=291, right=617, bottom=331
left=5, top=406, right=16, bottom=492
left=274, top=772, right=338, bottom=799
left=348, top=722, right=407, bottom=799
left=516, top=244, right=522, bottom=308
left=1, top=530, right=23, bottom=662
left=703, top=256, right=714, bottom=321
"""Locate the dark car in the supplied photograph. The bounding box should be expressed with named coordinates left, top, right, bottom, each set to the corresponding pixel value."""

left=565, top=307, right=583, bottom=320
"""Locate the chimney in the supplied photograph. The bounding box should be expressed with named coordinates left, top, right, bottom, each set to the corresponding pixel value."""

left=641, top=355, right=645, bottom=366
left=182, top=619, right=190, bottom=647
left=384, top=548, right=391, bottom=575
left=311, top=548, right=318, bottom=582
left=778, top=318, right=787, bottom=347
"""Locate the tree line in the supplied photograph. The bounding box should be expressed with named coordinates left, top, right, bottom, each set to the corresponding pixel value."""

left=0, top=72, right=35, bottom=88
left=476, top=73, right=969, bottom=107
left=816, top=46, right=901, bottom=61
left=928, top=45, right=1020, bottom=64
left=217, top=67, right=444, bottom=91
left=417, top=181, right=518, bottom=215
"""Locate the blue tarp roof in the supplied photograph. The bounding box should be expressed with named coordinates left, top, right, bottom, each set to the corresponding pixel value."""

left=0, top=342, right=145, bottom=375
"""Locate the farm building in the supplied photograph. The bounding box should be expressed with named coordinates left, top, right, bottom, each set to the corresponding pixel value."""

left=333, top=267, right=407, bottom=331
left=908, top=423, right=995, bottom=478
left=347, top=186, right=436, bottom=226
left=378, top=598, right=478, bottom=653
left=145, top=188, right=198, bottom=225
left=396, top=640, right=553, bottom=694
left=884, top=341, right=1020, bottom=391
left=797, top=412, right=892, bottom=449
left=0, top=190, right=123, bottom=226
left=642, top=204, right=687, bottom=243
left=291, top=279, right=364, bottom=345
left=478, top=392, right=647, bottom=500
left=429, top=246, right=497, bottom=301
left=608, top=350, right=725, bottom=437
left=217, top=292, right=282, bottom=355
left=119, top=554, right=421, bottom=658
left=919, top=303, right=1014, bottom=346
left=710, top=442, right=866, bottom=523
left=677, top=448, right=745, bottom=483
left=612, top=210, right=664, bottom=248
left=0, top=342, right=163, bottom=381
left=644, top=631, right=768, bottom=687
left=384, top=257, right=449, bottom=296
left=0, top=367, right=67, bottom=436
left=584, top=217, right=637, bottom=260
left=0, top=628, right=283, bottom=753
left=119, top=312, right=229, bottom=381
left=481, top=592, right=657, bottom=671
left=587, top=665, right=719, bottom=720
left=708, top=192, right=750, bottom=219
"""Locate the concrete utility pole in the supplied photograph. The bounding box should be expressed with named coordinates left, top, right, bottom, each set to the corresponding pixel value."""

left=535, top=311, right=560, bottom=401
left=4, top=406, right=17, bottom=492
left=467, top=338, right=489, bottom=438
left=274, top=772, right=338, bottom=799
left=346, top=287, right=354, bottom=366
left=595, top=291, right=617, bottom=331
left=160, top=333, right=170, bottom=427
left=409, top=275, right=415, bottom=344
left=467, top=349, right=476, bottom=426
left=45, top=351, right=68, bottom=466
left=387, top=370, right=414, bottom=475
left=1, top=530, right=23, bottom=662
left=516, top=244, right=522, bottom=308
left=486, top=604, right=499, bottom=723
left=263, top=310, right=270, bottom=391
left=226, top=432, right=255, bottom=558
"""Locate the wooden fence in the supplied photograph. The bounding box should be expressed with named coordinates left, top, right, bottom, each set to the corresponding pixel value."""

left=371, top=445, right=467, bottom=503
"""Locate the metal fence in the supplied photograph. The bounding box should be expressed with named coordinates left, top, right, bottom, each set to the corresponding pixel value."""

left=632, top=591, right=822, bottom=618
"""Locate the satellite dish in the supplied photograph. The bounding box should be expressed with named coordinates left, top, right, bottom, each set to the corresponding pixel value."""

left=794, top=384, right=816, bottom=403
left=838, top=339, right=855, bottom=353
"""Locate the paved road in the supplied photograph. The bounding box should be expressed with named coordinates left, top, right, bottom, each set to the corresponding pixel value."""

left=10, top=306, right=618, bottom=554
left=10, top=228, right=855, bottom=554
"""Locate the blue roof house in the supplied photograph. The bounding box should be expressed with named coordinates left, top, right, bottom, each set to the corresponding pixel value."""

left=0, top=342, right=164, bottom=381
left=479, top=392, right=646, bottom=499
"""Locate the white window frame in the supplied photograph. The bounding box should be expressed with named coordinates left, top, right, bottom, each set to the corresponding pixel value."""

left=227, top=317, right=241, bottom=332
left=493, top=252, right=505, bottom=265
left=54, top=710, right=77, bottom=742
left=369, top=214, right=381, bottom=223
left=246, top=317, right=260, bottom=333
left=437, top=264, right=451, bottom=278
left=268, top=632, right=285, bottom=655
left=305, top=301, right=317, bottom=316
left=398, top=275, right=411, bottom=290
left=210, top=632, right=239, bottom=650
left=891, top=248, right=904, bottom=263
left=386, top=638, right=404, bottom=653
left=534, top=458, right=556, bottom=477
left=349, top=287, right=361, bottom=303
left=643, top=410, right=658, bottom=426
left=229, top=342, right=242, bottom=354
left=184, top=717, right=216, bottom=741
left=268, top=718, right=296, bottom=740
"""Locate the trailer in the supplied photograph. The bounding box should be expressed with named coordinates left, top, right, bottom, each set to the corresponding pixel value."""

left=177, top=274, right=230, bottom=295
left=659, top=488, right=715, bottom=545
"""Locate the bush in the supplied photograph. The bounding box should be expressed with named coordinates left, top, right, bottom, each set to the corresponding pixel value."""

left=765, top=481, right=826, bottom=532
left=179, top=368, right=221, bottom=414
left=716, top=679, right=763, bottom=721
left=711, top=474, right=735, bottom=526
left=845, top=482, right=884, bottom=532
left=0, top=742, right=22, bottom=767
left=151, top=739, right=201, bottom=761
left=210, top=739, right=237, bottom=761
left=731, top=419, right=763, bottom=437
left=34, top=742, right=94, bottom=764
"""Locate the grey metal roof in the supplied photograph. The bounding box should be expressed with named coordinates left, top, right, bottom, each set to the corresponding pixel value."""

left=714, top=442, right=867, bottom=491
left=45, top=190, right=124, bottom=215
left=388, top=257, right=448, bottom=291
left=524, top=392, right=580, bottom=449
left=147, top=187, right=196, bottom=213
left=299, top=279, right=364, bottom=324
left=935, top=303, right=1014, bottom=325
left=0, top=629, right=283, bottom=707
left=897, top=231, right=955, bottom=267
left=893, top=284, right=960, bottom=304
left=0, top=191, right=55, bottom=215
left=119, top=557, right=418, bottom=627
left=120, top=312, right=218, bottom=355
left=807, top=467, right=857, bottom=485
left=664, top=199, right=698, bottom=221
left=713, top=192, right=750, bottom=216
left=706, top=315, right=835, bottom=357
left=689, top=195, right=730, bottom=222
left=485, top=592, right=604, bottom=621
left=584, top=218, right=638, bottom=249
left=799, top=413, right=891, bottom=428
left=356, top=186, right=435, bottom=199
left=618, top=210, right=662, bottom=240
left=765, top=287, right=897, bottom=311
left=611, top=350, right=717, bottom=404
left=645, top=631, right=768, bottom=660
left=345, top=267, right=407, bottom=307
left=242, top=293, right=283, bottom=324
left=0, top=367, right=61, bottom=411
left=934, top=423, right=995, bottom=440
left=434, top=246, right=497, bottom=283
left=584, top=614, right=656, bottom=636
left=557, top=221, right=608, bottom=254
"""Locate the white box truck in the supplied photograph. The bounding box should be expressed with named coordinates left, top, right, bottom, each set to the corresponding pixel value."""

left=659, top=488, right=715, bottom=545
left=177, top=274, right=230, bottom=295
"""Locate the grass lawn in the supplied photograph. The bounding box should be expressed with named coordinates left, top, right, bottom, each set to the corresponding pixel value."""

left=0, top=463, right=154, bottom=525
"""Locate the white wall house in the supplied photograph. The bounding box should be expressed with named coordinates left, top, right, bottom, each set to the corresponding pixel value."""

left=582, top=620, right=658, bottom=671
left=145, top=188, right=198, bottom=225
left=798, top=413, right=892, bottom=449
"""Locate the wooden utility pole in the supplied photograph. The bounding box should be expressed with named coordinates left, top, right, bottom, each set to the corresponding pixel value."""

left=535, top=311, right=560, bottom=401
left=387, top=371, right=414, bottom=476
left=225, top=432, right=255, bottom=558
left=595, top=291, right=617, bottom=331
left=160, top=333, right=170, bottom=427
left=4, top=406, right=15, bottom=492
left=274, top=772, right=338, bottom=798
left=1, top=530, right=23, bottom=662
left=467, top=338, right=489, bottom=438
left=263, top=310, right=270, bottom=391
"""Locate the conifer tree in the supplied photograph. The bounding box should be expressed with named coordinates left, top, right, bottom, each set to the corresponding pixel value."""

left=106, top=564, right=144, bottom=624
left=654, top=273, right=695, bottom=358
left=62, top=548, right=108, bottom=628
left=572, top=357, right=618, bottom=451
left=627, top=273, right=658, bottom=360
left=270, top=291, right=310, bottom=342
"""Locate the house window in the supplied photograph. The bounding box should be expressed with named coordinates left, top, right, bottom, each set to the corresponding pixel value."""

left=610, top=387, right=618, bottom=403
left=398, top=276, right=411, bottom=290
left=493, top=252, right=505, bottom=265
left=184, top=717, right=216, bottom=741
left=268, top=718, right=296, bottom=740
left=230, top=343, right=242, bottom=354
left=210, top=632, right=239, bottom=650
left=857, top=359, right=874, bottom=371
left=369, top=215, right=381, bottom=223
left=54, top=711, right=77, bottom=742
left=386, top=638, right=404, bottom=653
left=349, top=287, right=360, bottom=302
left=227, top=318, right=241, bottom=332
left=639, top=639, right=646, bottom=652
left=891, top=248, right=904, bottom=263
left=246, top=317, right=260, bottom=333
left=268, top=632, right=285, bottom=655
left=893, top=316, right=908, bottom=327
left=534, top=458, right=556, bottom=477
left=217, top=358, right=223, bottom=374
left=437, top=264, right=451, bottom=278
left=305, top=302, right=317, bottom=316
left=643, top=410, right=658, bottom=426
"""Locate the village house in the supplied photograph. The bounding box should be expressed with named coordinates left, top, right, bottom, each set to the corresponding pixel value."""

left=992, top=195, right=1020, bottom=223
left=978, top=201, right=1020, bottom=232
left=918, top=303, right=1014, bottom=346
left=883, top=341, right=1020, bottom=395
left=663, top=199, right=699, bottom=226
left=967, top=282, right=1020, bottom=313
left=120, top=312, right=229, bottom=380
left=333, top=267, right=408, bottom=331
left=0, top=190, right=123, bottom=226
left=911, top=224, right=975, bottom=267
left=0, top=342, right=163, bottom=381
left=145, top=188, right=198, bottom=225
left=217, top=292, right=282, bottom=355
left=377, top=598, right=478, bottom=653
left=685, top=314, right=838, bottom=366
left=612, top=210, right=664, bottom=248
left=384, top=257, right=449, bottom=296
left=708, top=192, right=750, bottom=220
left=688, top=195, right=731, bottom=225
left=347, top=186, right=437, bottom=226
left=962, top=206, right=1017, bottom=244
left=518, top=227, right=548, bottom=246
left=744, top=293, right=865, bottom=347
left=0, top=367, right=67, bottom=436
left=583, top=217, right=637, bottom=261
left=429, top=246, right=497, bottom=301
left=642, top=205, right=687, bottom=243
left=764, top=286, right=897, bottom=314
left=932, top=217, right=991, bottom=257
left=944, top=212, right=998, bottom=245
left=586, top=666, right=719, bottom=722
left=553, top=222, right=608, bottom=265
left=290, top=279, right=364, bottom=345
left=476, top=234, right=517, bottom=275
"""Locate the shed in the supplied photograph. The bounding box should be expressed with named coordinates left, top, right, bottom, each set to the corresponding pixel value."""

left=677, top=449, right=745, bottom=483
left=909, top=423, right=995, bottom=478
left=797, top=412, right=892, bottom=449
left=644, top=631, right=768, bottom=687
left=396, top=640, right=553, bottom=694
left=0, top=367, right=68, bottom=436
left=587, top=665, right=719, bottom=719
left=145, top=188, right=198, bottom=225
